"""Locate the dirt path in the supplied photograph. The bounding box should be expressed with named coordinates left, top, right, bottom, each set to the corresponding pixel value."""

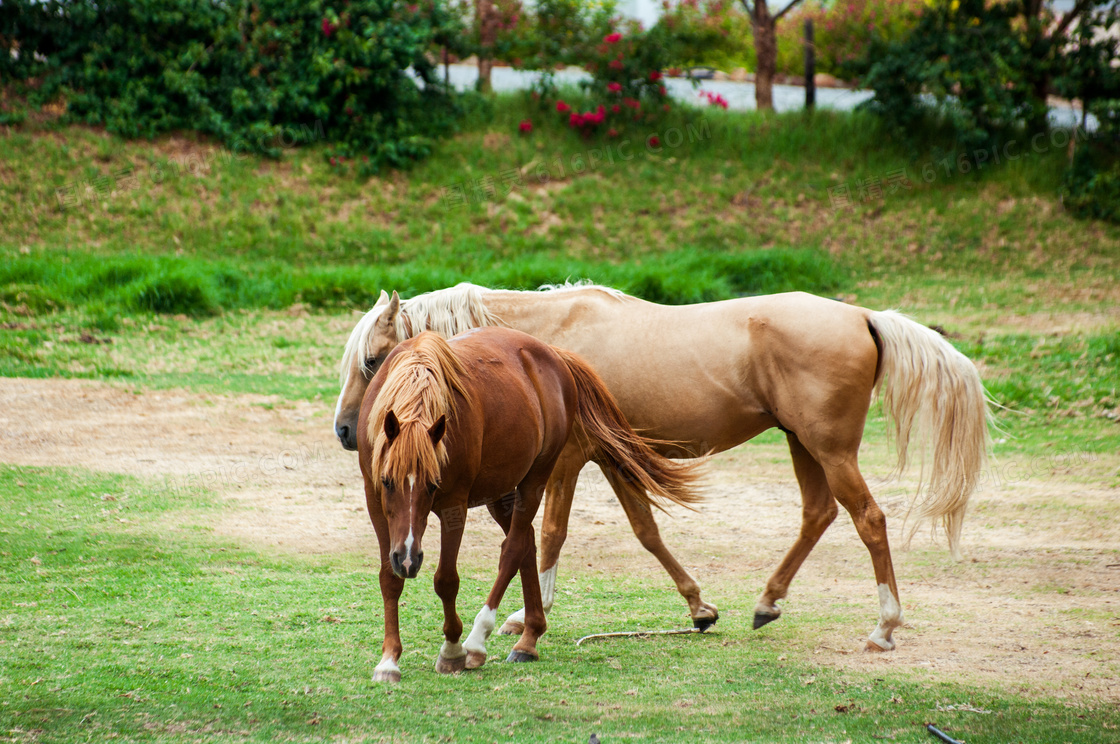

left=1, top=378, right=1117, bottom=705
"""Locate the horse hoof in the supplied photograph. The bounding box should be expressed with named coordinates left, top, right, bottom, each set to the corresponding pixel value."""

left=497, top=620, right=525, bottom=636
left=753, top=611, right=780, bottom=630
left=372, top=669, right=402, bottom=684
left=464, top=651, right=487, bottom=670
left=865, top=639, right=895, bottom=653
left=693, top=614, right=719, bottom=632
left=506, top=650, right=538, bottom=663
left=435, top=654, right=466, bottom=674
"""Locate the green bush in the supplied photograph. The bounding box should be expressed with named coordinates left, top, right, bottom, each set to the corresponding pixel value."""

left=647, top=0, right=754, bottom=72
left=777, top=0, right=925, bottom=78
left=0, top=0, right=464, bottom=171
left=852, top=0, right=1045, bottom=150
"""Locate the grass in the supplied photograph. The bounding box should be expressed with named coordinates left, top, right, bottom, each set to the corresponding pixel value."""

left=2, top=94, right=1119, bottom=741
left=3, top=465, right=1118, bottom=744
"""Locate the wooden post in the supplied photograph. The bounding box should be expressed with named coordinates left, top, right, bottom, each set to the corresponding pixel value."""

left=804, top=19, right=815, bottom=110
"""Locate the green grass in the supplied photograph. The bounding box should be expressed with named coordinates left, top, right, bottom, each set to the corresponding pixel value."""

left=3, top=465, right=1117, bottom=744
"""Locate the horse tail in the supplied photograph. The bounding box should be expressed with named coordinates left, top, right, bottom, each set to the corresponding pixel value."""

left=554, top=349, right=703, bottom=512
left=868, top=310, right=992, bottom=561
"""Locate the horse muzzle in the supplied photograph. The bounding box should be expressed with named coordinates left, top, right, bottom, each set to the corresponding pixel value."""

left=389, top=547, right=424, bottom=579
left=335, top=423, right=357, bottom=451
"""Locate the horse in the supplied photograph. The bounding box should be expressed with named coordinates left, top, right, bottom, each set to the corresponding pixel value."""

left=357, top=327, right=700, bottom=682
left=338, top=283, right=990, bottom=652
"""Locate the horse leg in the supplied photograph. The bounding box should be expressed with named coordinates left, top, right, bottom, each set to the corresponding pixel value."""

left=433, top=502, right=467, bottom=674
left=753, top=433, right=839, bottom=630
left=499, top=446, right=583, bottom=635
left=507, top=482, right=549, bottom=663
left=463, top=499, right=521, bottom=670
left=822, top=459, right=904, bottom=651
left=368, top=505, right=405, bottom=683
left=600, top=465, right=719, bottom=630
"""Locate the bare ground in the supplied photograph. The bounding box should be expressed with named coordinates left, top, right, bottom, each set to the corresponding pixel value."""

left=1, top=378, right=1117, bottom=706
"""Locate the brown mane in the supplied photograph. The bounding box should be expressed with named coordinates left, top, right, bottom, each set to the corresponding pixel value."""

left=370, top=331, right=472, bottom=488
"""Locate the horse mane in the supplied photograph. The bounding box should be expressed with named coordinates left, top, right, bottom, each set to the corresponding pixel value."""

left=370, top=332, right=473, bottom=488
left=340, top=281, right=625, bottom=386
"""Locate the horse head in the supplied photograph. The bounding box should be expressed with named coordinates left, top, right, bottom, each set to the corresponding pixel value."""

left=335, top=290, right=402, bottom=450
left=377, top=409, right=446, bottom=579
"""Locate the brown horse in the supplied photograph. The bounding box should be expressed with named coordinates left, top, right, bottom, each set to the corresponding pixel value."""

left=338, top=284, right=990, bottom=652
left=357, top=327, right=699, bottom=682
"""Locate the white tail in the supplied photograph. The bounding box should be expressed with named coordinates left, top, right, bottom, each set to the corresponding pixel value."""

left=869, top=310, right=992, bottom=561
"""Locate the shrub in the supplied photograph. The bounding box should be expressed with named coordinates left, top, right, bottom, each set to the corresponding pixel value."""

left=0, top=0, right=464, bottom=171
left=852, top=0, right=1045, bottom=150
left=778, top=0, right=925, bottom=78
left=648, top=0, right=754, bottom=72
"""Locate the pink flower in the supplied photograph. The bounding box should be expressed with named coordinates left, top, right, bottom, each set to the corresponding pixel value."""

left=519, top=120, right=533, bottom=133
left=604, top=32, right=622, bottom=43
left=556, top=100, right=571, bottom=113
left=649, top=70, right=663, bottom=81
left=608, top=128, right=619, bottom=137
left=609, top=59, right=623, bottom=70
left=608, top=82, right=623, bottom=93
left=569, top=112, right=582, bottom=127
left=611, top=104, right=621, bottom=113
left=322, top=18, right=336, bottom=36
left=623, top=97, right=640, bottom=109
left=648, top=135, right=661, bottom=148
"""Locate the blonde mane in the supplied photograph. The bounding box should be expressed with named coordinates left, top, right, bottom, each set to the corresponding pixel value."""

left=338, top=281, right=625, bottom=387
left=370, top=332, right=473, bottom=488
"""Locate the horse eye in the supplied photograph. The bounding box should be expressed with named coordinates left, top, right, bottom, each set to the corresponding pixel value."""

left=381, top=477, right=393, bottom=490
left=363, top=356, right=380, bottom=377
left=427, top=483, right=438, bottom=495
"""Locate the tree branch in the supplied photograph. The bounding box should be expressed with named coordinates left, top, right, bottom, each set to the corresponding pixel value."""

left=739, top=0, right=755, bottom=17
left=773, top=0, right=807, bottom=23
left=1054, top=0, right=1094, bottom=37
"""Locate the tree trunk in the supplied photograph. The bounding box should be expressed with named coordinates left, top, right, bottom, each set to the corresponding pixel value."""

left=751, top=3, right=777, bottom=111
left=476, top=0, right=495, bottom=94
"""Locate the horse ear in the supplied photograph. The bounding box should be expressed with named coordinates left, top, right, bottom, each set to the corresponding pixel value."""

left=377, top=289, right=389, bottom=305
left=381, top=291, right=400, bottom=326
left=428, top=415, right=446, bottom=447
left=384, top=411, right=400, bottom=442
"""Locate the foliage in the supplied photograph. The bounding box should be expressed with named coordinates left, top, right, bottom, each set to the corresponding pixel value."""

left=1054, top=6, right=1120, bottom=222
left=648, top=0, right=755, bottom=71
left=853, top=0, right=1046, bottom=150
left=777, top=0, right=926, bottom=77
left=0, top=0, right=465, bottom=172
left=495, top=0, right=617, bottom=70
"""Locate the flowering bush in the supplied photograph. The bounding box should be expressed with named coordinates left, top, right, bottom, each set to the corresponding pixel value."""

left=699, top=90, right=729, bottom=108
left=1, top=0, right=465, bottom=172
left=494, top=0, right=616, bottom=70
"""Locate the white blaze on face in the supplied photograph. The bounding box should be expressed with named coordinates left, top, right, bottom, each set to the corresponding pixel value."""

left=464, top=605, right=497, bottom=656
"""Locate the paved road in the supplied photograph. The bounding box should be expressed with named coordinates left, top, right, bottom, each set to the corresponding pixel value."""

left=436, top=64, right=1090, bottom=128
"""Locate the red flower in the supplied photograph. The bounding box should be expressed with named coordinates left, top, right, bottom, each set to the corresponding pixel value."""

left=658, top=85, right=667, bottom=96
left=556, top=100, right=571, bottom=113
left=604, top=32, right=622, bottom=43
left=623, top=97, right=640, bottom=110
left=609, top=59, right=624, bottom=70
left=649, top=70, right=662, bottom=81
left=648, top=135, right=661, bottom=148
left=611, top=104, right=620, bottom=114
left=322, top=18, right=337, bottom=36
left=569, top=112, right=583, bottom=127
left=607, top=82, right=622, bottom=93
left=607, top=128, right=619, bottom=137
left=663, top=104, right=671, bottom=111
left=519, top=120, right=533, bottom=133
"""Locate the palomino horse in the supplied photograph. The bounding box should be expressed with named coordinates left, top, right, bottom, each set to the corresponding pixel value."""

left=357, top=327, right=699, bottom=682
left=337, top=284, right=989, bottom=652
